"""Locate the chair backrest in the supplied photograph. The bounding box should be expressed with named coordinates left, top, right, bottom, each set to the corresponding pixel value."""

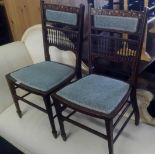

left=40, top=1, right=85, bottom=78
left=88, top=5, right=147, bottom=86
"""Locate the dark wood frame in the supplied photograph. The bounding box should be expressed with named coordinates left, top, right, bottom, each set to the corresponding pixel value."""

left=52, top=5, right=147, bottom=153
left=5, top=0, right=85, bottom=138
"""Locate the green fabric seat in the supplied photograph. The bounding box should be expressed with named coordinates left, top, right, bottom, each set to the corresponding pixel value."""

left=94, top=15, right=138, bottom=33
left=11, top=61, right=74, bottom=92
left=57, top=74, right=129, bottom=114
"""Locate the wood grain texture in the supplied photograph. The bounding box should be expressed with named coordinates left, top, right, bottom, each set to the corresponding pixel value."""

left=0, top=0, right=4, bottom=5
left=3, top=0, right=88, bottom=41
left=3, top=0, right=41, bottom=41
left=149, top=27, right=155, bottom=33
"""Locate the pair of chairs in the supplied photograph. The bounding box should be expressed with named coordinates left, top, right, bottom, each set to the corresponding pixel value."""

left=6, top=0, right=147, bottom=154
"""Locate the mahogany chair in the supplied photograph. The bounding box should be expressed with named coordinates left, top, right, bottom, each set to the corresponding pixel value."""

left=52, top=5, right=147, bottom=153
left=6, top=1, right=85, bottom=138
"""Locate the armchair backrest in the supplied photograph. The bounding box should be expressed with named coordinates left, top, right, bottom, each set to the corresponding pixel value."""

left=88, top=5, right=147, bottom=86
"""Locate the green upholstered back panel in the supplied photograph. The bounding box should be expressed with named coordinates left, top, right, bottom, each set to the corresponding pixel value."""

left=46, top=10, right=77, bottom=25
left=94, top=15, right=138, bottom=32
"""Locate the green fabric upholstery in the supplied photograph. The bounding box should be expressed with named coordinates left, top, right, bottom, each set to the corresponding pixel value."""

left=11, top=61, right=74, bottom=92
left=57, top=74, right=129, bottom=114
left=46, top=10, right=77, bottom=25
left=94, top=15, right=138, bottom=33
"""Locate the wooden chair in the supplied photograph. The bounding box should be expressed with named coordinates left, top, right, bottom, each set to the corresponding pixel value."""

left=52, top=5, right=147, bottom=153
left=6, top=1, right=85, bottom=138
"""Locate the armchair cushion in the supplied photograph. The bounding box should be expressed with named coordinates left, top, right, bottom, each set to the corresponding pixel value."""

left=57, top=74, right=129, bottom=114
left=10, top=61, right=74, bottom=92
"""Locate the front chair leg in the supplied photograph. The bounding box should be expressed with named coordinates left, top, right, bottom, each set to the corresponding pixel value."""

left=53, top=99, right=67, bottom=141
left=130, top=89, right=140, bottom=126
left=7, top=79, right=22, bottom=118
left=14, top=97, right=22, bottom=118
left=43, top=96, right=57, bottom=138
left=105, top=119, right=114, bottom=154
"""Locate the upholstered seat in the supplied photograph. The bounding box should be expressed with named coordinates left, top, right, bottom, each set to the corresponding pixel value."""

left=11, top=61, right=74, bottom=92
left=57, top=74, right=129, bottom=114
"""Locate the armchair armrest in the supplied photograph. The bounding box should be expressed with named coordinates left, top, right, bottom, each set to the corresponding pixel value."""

left=0, top=41, right=33, bottom=113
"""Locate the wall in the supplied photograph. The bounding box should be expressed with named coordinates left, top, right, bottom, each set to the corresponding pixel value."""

left=3, top=0, right=89, bottom=41
left=3, top=0, right=41, bottom=41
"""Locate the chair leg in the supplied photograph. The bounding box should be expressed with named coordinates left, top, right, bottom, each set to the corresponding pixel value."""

left=7, top=80, right=22, bottom=118
left=53, top=99, right=67, bottom=141
left=43, top=96, right=57, bottom=138
left=105, top=119, right=114, bottom=154
left=130, top=89, right=140, bottom=126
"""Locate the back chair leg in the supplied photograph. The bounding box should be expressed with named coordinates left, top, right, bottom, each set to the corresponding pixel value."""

left=7, top=80, right=22, bottom=118
left=43, top=96, right=57, bottom=138
left=105, top=119, right=114, bottom=154
left=130, top=89, right=140, bottom=126
left=54, top=100, right=67, bottom=141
